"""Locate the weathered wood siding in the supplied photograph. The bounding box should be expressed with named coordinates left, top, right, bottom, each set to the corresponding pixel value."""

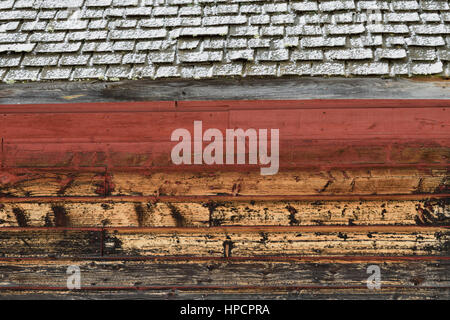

left=0, top=97, right=448, bottom=299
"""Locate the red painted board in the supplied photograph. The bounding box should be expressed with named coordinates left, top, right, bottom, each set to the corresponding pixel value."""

left=177, top=99, right=450, bottom=110
left=2, top=139, right=448, bottom=169
left=2, top=99, right=448, bottom=113
left=0, top=100, right=449, bottom=169
left=1, top=107, right=448, bottom=142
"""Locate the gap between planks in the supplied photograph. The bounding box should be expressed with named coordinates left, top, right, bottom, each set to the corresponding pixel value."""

left=0, top=285, right=448, bottom=291
left=1, top=287, right=447, bottom=300
left=0, top=225, right=448, bottom=232
left=1, top=194, right=449, bottom=203
left=0, top=99, right=449, bottom=114
left=0, top=255, right=449, bottom=262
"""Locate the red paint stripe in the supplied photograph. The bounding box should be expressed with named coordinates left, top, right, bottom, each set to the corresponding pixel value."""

left=0, top=256, right=448, bottom=262
left=0, top=285, right=448, bottom=291
left=1, top=100, right=449, bottom=113
left=0, top=164, right=446, bottom=173
left=104, top=226, right=450, bottom=233
left=1, top=225, right=445, bottom=232
left=1, top=100, right=448, bottom=168
left=2, top=109, right=448, bottom=141
left=2, top=140, right=448, bottom=168
left=0, top=194, right=448, bottom=203
left=0, top=227, right=103, bottom=231
left=177, top=99, right=450, bottom=110
left=0, top=101, right=177, bottom=113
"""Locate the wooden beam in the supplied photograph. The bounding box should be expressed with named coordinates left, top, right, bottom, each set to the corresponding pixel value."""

left=0, top=226, right=447, bottom=258
left=0, top=78, right=449, bottom=104
left=0, top=287, right=448, bottom=300
left=1, top=102, right=448, bottom=168
left=0, top=198, right=448, bottom=227
left=0, top=258, right=447, bottom=288
left=0, top=167, right=447, bottom=197
left=102, top=226, right=449, bottom=258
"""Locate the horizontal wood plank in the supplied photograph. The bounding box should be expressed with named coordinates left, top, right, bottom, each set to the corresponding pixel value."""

left=103, top=226, right=450, bottom=257
left=1, top=102, right=448, bottom=168
left=1, top=100, right=450, bottom=114
left=0, top=229, right=102, bottom=258
left=0, top=226, right=447, bottom=258
left=2, top=106, right=448, bottom=140
left=1, top=78, right=449, bottom=104
left=1, top=167, right=447, bottom=197
left=0, top=199, right=448, bottom=227
left=0, top=258, right=448, bottom=288
left=0, top=287, right=448, bottom=300
left=109, top=168, right=449, bottom=196
left=3, top=140, right=448, bottom=168
left=1, top=88, right=449, bottom=299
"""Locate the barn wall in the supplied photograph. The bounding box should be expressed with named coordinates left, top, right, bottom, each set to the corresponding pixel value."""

left=0, top=0, right=449, bottom=301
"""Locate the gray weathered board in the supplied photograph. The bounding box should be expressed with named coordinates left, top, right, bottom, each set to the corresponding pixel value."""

left=0, top=78, right=449, bottom=105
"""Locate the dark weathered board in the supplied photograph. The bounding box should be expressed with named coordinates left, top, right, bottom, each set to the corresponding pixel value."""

left=0, top=199, right=448, bottom=227
left=0, top=287, right=448, bottom=300
left=0, top=78, right=449, bottom=105
left=0, top=258, right=448, bottom=288
left=0, top=228, right=102, bottom=258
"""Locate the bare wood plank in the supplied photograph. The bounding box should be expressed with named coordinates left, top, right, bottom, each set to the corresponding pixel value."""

left=103, top=226, right=450, bottom=257
left=0, top=201, right=210, bottom=228
left=206, top=199, right=450, bottom=227
left=0, top=169, right=105, bottom=197
left=0, top=199, right=448, bottom=227
left=0, top=287, right=448, bottom=300
left=0, top=226, right=446, bottom=258
left=109, top=168, right=449, bottom=196
left=0, top=229, right=102, bottom=258
left=0, top=78, right=449, bottom=105
left=1, top=167, right=446, bottom=197
left=0, top=259, right=448, bottom=288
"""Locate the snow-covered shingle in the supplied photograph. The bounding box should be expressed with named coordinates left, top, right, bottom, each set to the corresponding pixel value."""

left=0, top=0, right=448, bottom=82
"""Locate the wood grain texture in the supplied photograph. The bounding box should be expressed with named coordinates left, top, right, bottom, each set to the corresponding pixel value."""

left=1, top=167, right=447, bottom=197
left=0, top=287, right=448, bottom=300
left=103, top=226, right=450, bottom=257
left=0, top=78, right=449, bottom=104
left=3, top=140, right=448, bottom=168
left=0, top=258, right=448, bottom=288
left=0, top=199, right=448, bottom=227
left=0, top=229, right=102, bottom=258
left=109, top=168, right=449, bottom=196
left=0, top=226, right=447, bottom=258
left=0, top=92, right=448, bottom=299
left=1, top=101, right=448, bottom=168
